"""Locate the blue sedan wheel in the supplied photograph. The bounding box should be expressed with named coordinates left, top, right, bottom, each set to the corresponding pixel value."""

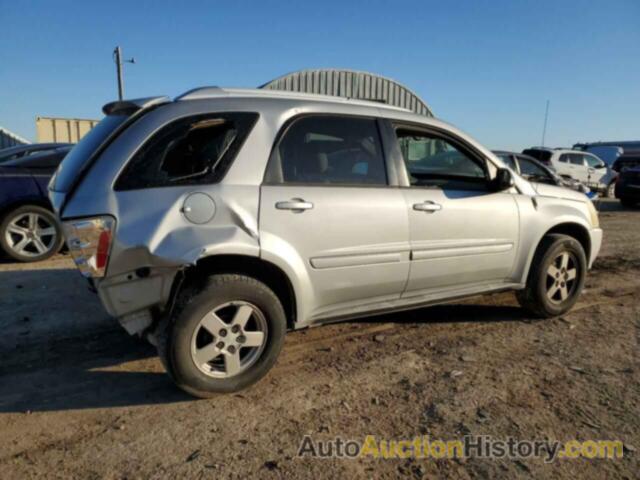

left=0, top=205, right=63, bottom=262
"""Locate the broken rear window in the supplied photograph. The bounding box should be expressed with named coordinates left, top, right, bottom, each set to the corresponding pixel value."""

left=115, top=112, right=258, bottom=190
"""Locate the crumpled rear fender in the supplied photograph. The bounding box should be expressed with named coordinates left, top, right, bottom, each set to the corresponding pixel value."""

left=79, top=184, right=262, bottom=318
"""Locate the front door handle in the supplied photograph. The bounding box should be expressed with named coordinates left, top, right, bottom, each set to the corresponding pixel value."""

left=275, top=198, right=314, bottom=212
left=413, top=201, right=442, bottom=213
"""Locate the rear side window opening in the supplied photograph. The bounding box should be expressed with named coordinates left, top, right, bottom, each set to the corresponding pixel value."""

left=115, top=112, right=258, bottom=190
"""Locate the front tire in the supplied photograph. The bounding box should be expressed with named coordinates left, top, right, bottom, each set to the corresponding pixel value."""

left=158, top=274, right=286, bottom=398
left=0, top=205, right=64, bottom=262
left=516, top=234, right=586, bottom=318
left=620, top=198, right=638, bottom=208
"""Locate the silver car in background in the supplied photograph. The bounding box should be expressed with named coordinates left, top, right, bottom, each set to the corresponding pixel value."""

left=523, top=147, right=617, bottom=197
left=493, top=150, right=593, bottom=196
left=49, top=88, right=602, bottom=397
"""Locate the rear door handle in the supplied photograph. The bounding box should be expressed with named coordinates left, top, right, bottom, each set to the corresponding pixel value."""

left=413, top=201, right=442, bottom=213
left=275, top=198, right=314, bottom=212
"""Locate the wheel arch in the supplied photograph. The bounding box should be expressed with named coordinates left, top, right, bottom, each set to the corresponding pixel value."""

left=521, top=222, right=591, bottom=283
left=544, top=222, right=591, bottom=260
left=178, top=254, right=297, bottom=329
left=0, top=197, right=54, bottom=223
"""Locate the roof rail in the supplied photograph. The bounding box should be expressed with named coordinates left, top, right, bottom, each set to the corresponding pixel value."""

left=175, top=86, right=224, bottom=101
left=173, top=86, right=412, bottom=112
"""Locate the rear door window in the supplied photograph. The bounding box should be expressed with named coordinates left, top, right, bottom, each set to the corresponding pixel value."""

left=116, top=112, right=258, bottom=190
left=569, top=154, right=585, bottom=166
left=264, top=115, right=388, bottom=186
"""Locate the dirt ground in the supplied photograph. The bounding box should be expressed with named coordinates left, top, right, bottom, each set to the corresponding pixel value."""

left=0, top=199, right=638, bottom=479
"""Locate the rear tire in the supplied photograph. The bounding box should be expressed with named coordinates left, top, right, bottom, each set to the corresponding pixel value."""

left=516, top=234, right=586, bottom=318
left=605, top=181, right=616, bottom=198
left=157, top=274, right=286, bottom=398
left=620, top=198, right=637, bottom=208
left=0, top=205, right=64, bottom=262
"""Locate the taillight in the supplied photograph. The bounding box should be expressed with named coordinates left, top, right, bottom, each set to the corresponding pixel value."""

left=62, top=216, right=115, bottom=278
left=96, top=229, right=112, bottom=270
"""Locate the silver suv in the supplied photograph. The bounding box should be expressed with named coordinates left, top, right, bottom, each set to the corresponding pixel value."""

left=50, top=88, right=603, bottom=397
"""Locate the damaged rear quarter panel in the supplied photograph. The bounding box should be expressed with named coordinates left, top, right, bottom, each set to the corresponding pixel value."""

left=109, top=184, right=261, bottom=273
left=61, top=100, right=272, bottom=317
left=89, top=185, right=262, bottom=317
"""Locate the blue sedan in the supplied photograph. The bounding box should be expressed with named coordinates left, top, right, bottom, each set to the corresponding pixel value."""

left=0, top=146, right=71, bottom=261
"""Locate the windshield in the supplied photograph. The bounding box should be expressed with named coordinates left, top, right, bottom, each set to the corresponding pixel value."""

left=51, top=114, right=128, bottom=192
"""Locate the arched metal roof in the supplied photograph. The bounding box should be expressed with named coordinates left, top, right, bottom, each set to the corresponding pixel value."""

left=260, top=69, right=433, bottom=117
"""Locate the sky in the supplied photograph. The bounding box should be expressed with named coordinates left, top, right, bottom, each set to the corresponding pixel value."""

left=1, top=0, right=638, bottom=151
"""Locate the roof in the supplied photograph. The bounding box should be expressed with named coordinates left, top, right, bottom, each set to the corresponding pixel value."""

left=260, top=69, right=433, bottom=117
left=524, top=146, right=554, bottom=151
left=574, top=141, right=640, bottom=148
left=525, top=147, right=587, bottom=154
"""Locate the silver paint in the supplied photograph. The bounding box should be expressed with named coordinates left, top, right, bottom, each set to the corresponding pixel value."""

left=51, top=88, right=603, bottom=332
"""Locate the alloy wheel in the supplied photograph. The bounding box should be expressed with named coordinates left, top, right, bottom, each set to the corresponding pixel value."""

left=546, top=251, right=579, bottom=304
left=4, top=212, right=57, bottom=258
left=190, top=301, right=268, bottom=378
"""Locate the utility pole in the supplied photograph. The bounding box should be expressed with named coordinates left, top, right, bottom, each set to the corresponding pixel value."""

left=541, top=99, right=550, bottom=147
left=113, top=46, right=136, bottom=101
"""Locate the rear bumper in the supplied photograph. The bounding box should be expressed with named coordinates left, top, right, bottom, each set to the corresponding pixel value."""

left=588, top=228, right=603, bottom=268
left=95, top=267, right=177, bottom=318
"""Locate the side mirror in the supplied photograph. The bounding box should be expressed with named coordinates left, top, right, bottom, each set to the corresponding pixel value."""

left=492, top=167, right=515, bottom=191
left=595, top=163, right=606, bottom=169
